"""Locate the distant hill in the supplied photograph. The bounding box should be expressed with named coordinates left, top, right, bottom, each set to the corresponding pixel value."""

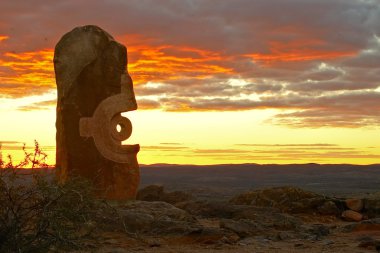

left=140, top=163, right=380, bottom=199
left=12, top=163, right=380, bottom=199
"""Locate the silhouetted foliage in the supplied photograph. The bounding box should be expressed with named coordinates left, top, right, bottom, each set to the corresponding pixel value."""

left=0, top=141, right=109, bottom=252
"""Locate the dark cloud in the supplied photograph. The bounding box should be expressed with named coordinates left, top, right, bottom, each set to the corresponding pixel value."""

left=144, top=90, right=380, bottom=127
left=1, top=0, right=378, bottom=53
left=1, top=0, right=378, bottom=60
left=241, top=83, right=284, bottom=94
left=343, top=35, right=380, bottom=69
left=137, top=99, right=161, bottom=110
left=270, top=109, right=380, bottom=128
left=288, top=80, right=379, bottom=92
left=302, top=68, right=343, bottom=82
left=268, top=91, right=380, bottom=128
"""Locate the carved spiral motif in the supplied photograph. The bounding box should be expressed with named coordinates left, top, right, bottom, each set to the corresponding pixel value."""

left=79, top=93, right=139, bottom=163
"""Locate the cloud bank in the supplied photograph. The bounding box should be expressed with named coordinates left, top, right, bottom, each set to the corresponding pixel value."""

left=0, top=0, right=379, bottom=127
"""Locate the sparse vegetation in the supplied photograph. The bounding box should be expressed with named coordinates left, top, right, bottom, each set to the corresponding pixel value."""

left=0, top=141, right=107, bottom=252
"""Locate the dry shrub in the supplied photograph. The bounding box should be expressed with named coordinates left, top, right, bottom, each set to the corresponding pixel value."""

left=0, top=141, right=109, bottom=252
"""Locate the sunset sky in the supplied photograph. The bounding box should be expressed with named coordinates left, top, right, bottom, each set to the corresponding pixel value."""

left=0, top=0, right=380, bottom=165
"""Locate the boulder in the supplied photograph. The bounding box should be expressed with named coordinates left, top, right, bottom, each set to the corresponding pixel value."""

left=96, top=247, right=130, bottom=253
left=306, top=224, right=330, bottom=239
left=188, top=227, right=240, bottom=245
left=232, top=205, right=279, bottom=220
left=342, top=210, right=363, bottom=222
left=230, top=186, right=326, bottom=213
left=268, top=213, right=303, bottom=231
left=175, top=200, right=240, bottom=218
left=136, top=185, right=164, bottom=201
left=118, top=201, right=202, bottom=235
left=137, top=185, right=193, bottom=204
left=357, top=236, right=380, bottom=250
left=232, top=206, right=302, bottom=230
left=220, top=213, right=303, bottom=240
left=345, top=199, right=364, bottom=212
left=161, top=190, right=193, bottom=204
left=364, top=198, right=380, bottom=218
left=176, top=198, right=303, bottom=233
left=220, top=219, right=262, bottom=238
left=317, top=200, right=341, bottom=215
left=343, top=218, right=380, bottom=232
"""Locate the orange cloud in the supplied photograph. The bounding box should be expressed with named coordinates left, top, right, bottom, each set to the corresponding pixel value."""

left=0, top=49, right=55, bottom=97
left=0, top=36, right=234, bottom=98
left=127, top=44, right=234, bottom=85
left=247, top=40, right=356, bottom=65
left=0, top=35, right=9, bottom=42
left=118, top=33, right=234, bottom=84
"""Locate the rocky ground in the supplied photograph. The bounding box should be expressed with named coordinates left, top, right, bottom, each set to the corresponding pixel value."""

left=68, top=185, right=380, bottom=253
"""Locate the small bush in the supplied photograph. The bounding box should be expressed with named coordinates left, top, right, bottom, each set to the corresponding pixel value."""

left=0, top=141, right=106, bottom=252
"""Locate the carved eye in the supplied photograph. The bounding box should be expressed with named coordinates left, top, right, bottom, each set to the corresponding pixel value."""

left=110, top=115, right=132, bottom=142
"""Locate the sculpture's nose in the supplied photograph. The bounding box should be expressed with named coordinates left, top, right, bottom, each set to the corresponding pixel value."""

left=121, top=73, right=137, bottom=111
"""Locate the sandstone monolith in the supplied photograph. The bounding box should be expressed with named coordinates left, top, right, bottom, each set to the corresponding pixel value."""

left=54, top=25, right=139, bottom=199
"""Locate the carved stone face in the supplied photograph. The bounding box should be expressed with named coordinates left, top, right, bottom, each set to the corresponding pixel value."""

left=75, top=48, right=139, bottom=164
left=55, top=26, right=140, bottom=200
left=54, top=25, right=139, bottom=165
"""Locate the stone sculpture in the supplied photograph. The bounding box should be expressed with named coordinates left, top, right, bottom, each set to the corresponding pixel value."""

left=54, top=25, right=139, bottom=199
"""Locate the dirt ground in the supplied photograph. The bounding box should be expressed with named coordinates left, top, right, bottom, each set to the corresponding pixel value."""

left=84, top=216, right=380, bottom=253
left=91, top=231, right=380, bottom=253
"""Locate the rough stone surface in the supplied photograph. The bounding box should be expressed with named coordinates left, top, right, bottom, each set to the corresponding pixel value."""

left=341, top=210, right=363, bottom=222
left=136, top=185, right=164, bottom=201
left=345, top=198, right=364, bottom=212
left=230, top=186, right=326, bottom=213
left=343, top=218, right=380, bottom=232
left=118, top=201, right=202, bottom=235
left=161, top=190, right=193, bottom=204
left=306, top=224, right=330, bottom=239
left=220, top=219, right=262, bottom=238
left=231, top=206, right=302, bottom=231
left=137, top=185, right=193, bottom=204
left=317, top=200, right=341, bottom=215
left=357, top=236, right=380, bottom=250
left=219, top=213, right=305, bottom=240
left=188, top=227, right=240, bottom=244
left=54, top=25, right=139, bottom=200
left=364, top=198, right=380, bottom=218
left=175, top=200, right=246, bottom=218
